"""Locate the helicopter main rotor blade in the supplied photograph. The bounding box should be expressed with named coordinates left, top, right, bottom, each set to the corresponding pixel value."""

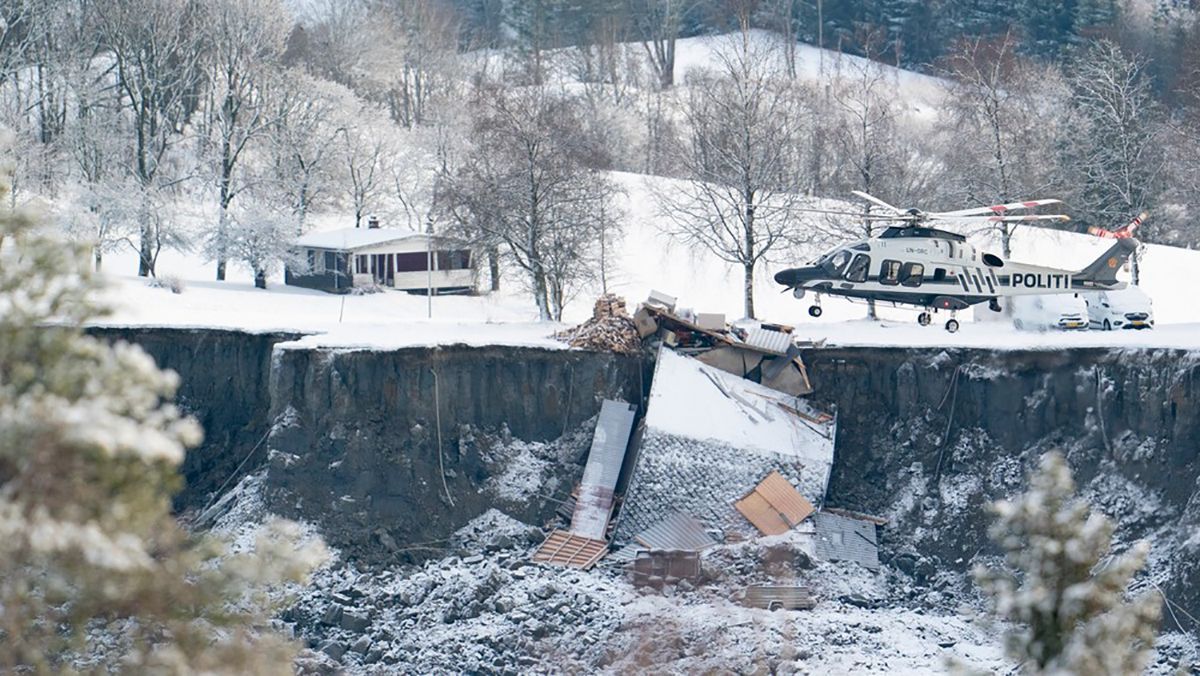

left=932, top=198, right=1065, bottom=218
left=956, top=214, right=1072, bottom=223
left=850, top=190, right=903, bottom=214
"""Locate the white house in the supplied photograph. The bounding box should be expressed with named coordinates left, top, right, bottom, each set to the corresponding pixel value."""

left=286, top=225, right=474, bottom=294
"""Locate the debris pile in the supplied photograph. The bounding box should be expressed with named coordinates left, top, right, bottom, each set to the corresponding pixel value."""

left=556, top=294, right=642, bottom=355
left=633, top=289, right=818, bottom=396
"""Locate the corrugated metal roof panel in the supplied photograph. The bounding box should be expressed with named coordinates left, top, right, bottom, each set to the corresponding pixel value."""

left=531, top=529, right=609, bottom=570
left=570, top=400, right=637, bottom=540
left=813, top=511, right=879, bottom=571
left=634, top=512, right=717, bottom=551
left=742, top=328, right=792, bottom=355
left=605, top=542, right=645, bottom=564
left=735, top=491, right=791, bottom=536
left=756, top=471, right=815, bottom=527
left=741, top=585, right=816, bottom=610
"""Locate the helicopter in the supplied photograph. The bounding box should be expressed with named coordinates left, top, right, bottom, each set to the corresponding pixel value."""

left=773, top=191, right=1138, bottom=333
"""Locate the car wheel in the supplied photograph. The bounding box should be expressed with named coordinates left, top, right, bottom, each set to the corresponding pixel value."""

left=1103, top=319, right=1111, bottom=331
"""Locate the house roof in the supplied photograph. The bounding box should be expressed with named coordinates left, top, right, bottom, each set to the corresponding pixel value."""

left=643, top=348, right=835, bottom=465
left=294, top=227, right=431, bottom=251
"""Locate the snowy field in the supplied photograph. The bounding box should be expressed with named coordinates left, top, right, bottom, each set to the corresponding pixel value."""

left=96, top=169, right=1200, bottom=352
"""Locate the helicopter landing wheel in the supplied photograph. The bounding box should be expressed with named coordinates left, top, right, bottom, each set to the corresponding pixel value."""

left=918, top=312, right=932, bottom=327
left=945, top=318, right=960, bottom=333
left=808, top=305, right=823, bottom=318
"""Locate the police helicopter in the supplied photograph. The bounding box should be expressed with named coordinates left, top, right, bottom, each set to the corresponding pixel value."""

left=773, top=192, right=1138, bottom=333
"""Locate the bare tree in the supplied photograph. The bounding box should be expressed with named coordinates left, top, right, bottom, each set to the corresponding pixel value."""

left=443, top=84, right=617, bottom=320
left=938, top=32, right=1072, bottom=258
left=338, top=109, right=392, bottom=228
left=631, top=0, right=690, bottom=89
left=1065, top=41, right=1167, bottom=285
left=657, top=27, right=812, bottom=319
left=200, top=0, right=290, bottom=281
left=96, top=0, right=206, bottom=276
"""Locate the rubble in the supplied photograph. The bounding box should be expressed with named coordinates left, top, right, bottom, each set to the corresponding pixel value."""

left=555, top=294, right=643, bottom=355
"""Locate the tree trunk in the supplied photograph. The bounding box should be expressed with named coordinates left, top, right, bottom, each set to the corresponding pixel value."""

left=94, top=248, right=102, bottom=272
left=532, top=264, right=551, bottom=321
left=216, top=152, right=234, bottom=280
left=255, top=267, right=267, bottom=289
left=743, top=260, right=755, bottom=319
left=488, top=248, right=500, bottom=291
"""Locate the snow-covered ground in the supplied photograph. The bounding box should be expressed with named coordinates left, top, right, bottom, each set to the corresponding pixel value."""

left=96, top=168, right=1200, bottom=351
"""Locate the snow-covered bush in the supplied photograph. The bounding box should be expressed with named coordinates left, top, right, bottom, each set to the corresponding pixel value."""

left=147, top=274, right=186, bottom=294
left=974, top=452, right=1161, bottom=674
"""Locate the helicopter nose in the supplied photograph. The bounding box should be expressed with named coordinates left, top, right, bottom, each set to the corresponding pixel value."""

left=774, top=266, right=821, bottom=287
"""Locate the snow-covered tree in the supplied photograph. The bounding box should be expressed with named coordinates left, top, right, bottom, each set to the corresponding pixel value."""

left=975, top=452, right=1161, bottom=674
left=338, top=108, right=394, bottom=228
left=96, top=0, right=206, bottom=277
left=0, top=167, right=327, bottom=671
left=264, top=72, right=353, bottom=235
left=228, top=204, right=296, bottom=289
left=199, top=0, right=290, bottom=281
left=1065, top=41, right=1166, bottom=286
left=938, top=32, right=1073, bottom=258
left=443, top=83, right=617, bottom=320
left=658, top=25, right=812, bottom=319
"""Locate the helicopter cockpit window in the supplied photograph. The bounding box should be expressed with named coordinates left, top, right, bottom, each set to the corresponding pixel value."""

left=822, top=250, right=852, bottom=276
left=901, top=262, right=924, bottom=287
left=845, top=254, right=870, bottom=283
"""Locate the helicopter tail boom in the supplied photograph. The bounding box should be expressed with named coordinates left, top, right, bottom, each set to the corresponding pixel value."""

left=1072, top=238, right=1138, bottom=289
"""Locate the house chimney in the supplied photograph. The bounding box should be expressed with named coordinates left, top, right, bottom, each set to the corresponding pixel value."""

left=368, top=215, right=380, bottom=229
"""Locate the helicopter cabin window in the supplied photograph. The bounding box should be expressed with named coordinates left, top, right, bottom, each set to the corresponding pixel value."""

left=932, top=267, right=947, bottom=282
left=845, top=254, right=870, bottom=283
left=901, top=262, right=924, bottom=287
left=880, top=259, right=902, bottom=285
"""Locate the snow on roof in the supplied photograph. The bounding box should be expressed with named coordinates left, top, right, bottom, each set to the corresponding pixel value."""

left=643, top=348, right=834, bottom=466
left=294, top=227, right=427, bottom=251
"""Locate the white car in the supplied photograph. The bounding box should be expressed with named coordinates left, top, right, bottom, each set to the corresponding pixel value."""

left=1082, top=287, right=1154, bottom=330
left=974, top=294, right=1089, bottom=331
left=1009, top=293, right=1089, bottom=331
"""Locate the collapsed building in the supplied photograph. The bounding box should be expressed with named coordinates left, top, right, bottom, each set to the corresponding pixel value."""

left=535, top=292, right=884, bottom=602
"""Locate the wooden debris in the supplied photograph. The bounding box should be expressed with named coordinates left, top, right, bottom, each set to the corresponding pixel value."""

left=556, top=294, right=642, bottom=355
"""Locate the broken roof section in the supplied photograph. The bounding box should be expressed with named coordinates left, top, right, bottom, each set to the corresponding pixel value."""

left=569, top=400, right=636, bottom=541
left=813, top=511, right=881, bottom=571
left=645, top=348, right=833, bottom=463
left=634, top=512, right=717, bottom=551
left=613, top=348, right=836, bottom=542
left=735, top=471, right=815, bottom=536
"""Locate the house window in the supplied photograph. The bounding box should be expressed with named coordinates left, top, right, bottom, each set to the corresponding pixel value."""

left=324, top=251, right=337, bottom=273
left=900, top=262, right=924, bottom=287
left=356, top=256, right=368, bottom=274
left=845, top=254, right=870, bottom=283
left=880, top=259, right=902, bottom=285
left=306, top=249, right=316, bottom=272
left=395, top=252, right=429, bottom=272
left=436, top=250, right=471, bottom=271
